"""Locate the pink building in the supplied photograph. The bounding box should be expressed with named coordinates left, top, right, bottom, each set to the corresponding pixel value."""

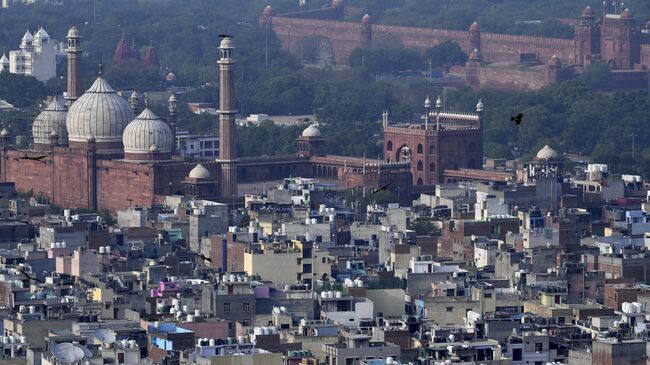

left=150, top=281, right=179, bottom=298
left=71, top=249, right=98, bottom=277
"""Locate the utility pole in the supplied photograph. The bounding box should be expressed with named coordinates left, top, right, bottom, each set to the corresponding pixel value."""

left=265, top=25, right=268, bottom=72
left=631, top=133, right=636, bottom=160
left=429, top=59, right=432, bottom=83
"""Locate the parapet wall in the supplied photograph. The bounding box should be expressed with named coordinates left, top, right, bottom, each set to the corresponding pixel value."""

left=271, top=16, right=575, bottom=65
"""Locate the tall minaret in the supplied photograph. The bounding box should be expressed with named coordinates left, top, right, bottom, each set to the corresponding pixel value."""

left=65, top=26, right=82, bottom=107
left=218, top=36, right=238, bottom=199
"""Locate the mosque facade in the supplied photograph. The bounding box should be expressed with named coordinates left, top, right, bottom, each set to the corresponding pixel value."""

left=0, top=27, right=485, bottom=213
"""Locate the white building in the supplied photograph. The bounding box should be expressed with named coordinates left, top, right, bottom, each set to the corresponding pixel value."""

left=475, top=191, right=509, bottom=221
left=176, top=130, right=219, bottom=159
left=7, top=28, right=58, bottom=82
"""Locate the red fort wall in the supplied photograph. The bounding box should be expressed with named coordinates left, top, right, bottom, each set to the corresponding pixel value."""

left=271, top=16, right=576, bottom=66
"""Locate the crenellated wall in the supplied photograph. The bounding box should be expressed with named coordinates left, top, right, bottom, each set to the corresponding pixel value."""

left=480, top=33, right=574, bottom=63
left=270, top=15, right=575, bottom=66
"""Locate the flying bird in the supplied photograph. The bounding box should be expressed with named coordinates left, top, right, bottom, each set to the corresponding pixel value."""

left=17, top=268, right=44, bottom=283
left=511, top=113, right=523, bottom=125
left=190, top=252, right=212, bottom=263
left=197, top=253, right=212, bottom=263
left=20, top=155, right=47, bottom=161
left=372, top=183, right=392, bottom=195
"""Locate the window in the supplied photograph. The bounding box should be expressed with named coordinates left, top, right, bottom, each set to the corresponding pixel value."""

left=243, top=303, right=250, bottom=313
left=224, top=303, right=231, bottom=313
left=417, top=177, right=423, bottom=185
left=417, top=144, right=423, bottom=154
left=535, top=343, right=543, bottom=352
left=386, top=141, right=393, bottom=151
left=417, top=161, right=423, bottom=171
left=400, top=146, right=411, bottom=163
left=484, top=293, right=492, bottom=298
left=446, top=307, right=453, bottom=312
left=322, top=257, right=326, bottom=264
left=429, top=162, right=436, bottom=172
left=512, top=349, right=522, bottom=361
left=429, top=145, right=435, bottom=154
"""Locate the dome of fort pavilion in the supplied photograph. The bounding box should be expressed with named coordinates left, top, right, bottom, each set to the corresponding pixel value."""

left=301, top=124, right=321, bottom=137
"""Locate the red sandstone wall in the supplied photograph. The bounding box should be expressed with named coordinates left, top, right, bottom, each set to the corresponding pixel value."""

left=478, top=67, right=549, bottom=91
left=373, top=24, right=468, bottom=50
left=3, top=150, right=54, bottom=199
left=480, top=33, right=574, bottom=63
left=640, top=44, right=650, bottom=68
left=1, top=148, right=92, bottom=210
left=54, top=148, right=91, bottom=209
left=96, top=160, right=155, bottom=214
left=272, top=16, right=576, bottom=66
left=271, top=17, right=364, bottom=65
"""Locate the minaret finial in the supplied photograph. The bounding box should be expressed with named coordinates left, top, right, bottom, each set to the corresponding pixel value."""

left=144, top=92, right=149, bottom=108
left=98, top=63, right=103, bottom=77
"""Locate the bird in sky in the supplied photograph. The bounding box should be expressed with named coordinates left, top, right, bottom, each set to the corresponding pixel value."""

left=17, top=268, right=44, bottom=283
left=511, top=113, right=523, bottom=125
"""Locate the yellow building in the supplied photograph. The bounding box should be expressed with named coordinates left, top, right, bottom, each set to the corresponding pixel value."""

left=244, top=240, right=332, bottom=286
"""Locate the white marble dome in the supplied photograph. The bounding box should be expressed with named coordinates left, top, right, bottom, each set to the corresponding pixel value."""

left=122, top=108, right=173, bottom=154
left=536, top=145, right=559, bottom=160
left=189, top=163, right=211, bottom=179
left=66, top=76, right=134, bottom=144
left=33, top=100, right=67, bottom=145
left=301, top=124, right=321, bottom=137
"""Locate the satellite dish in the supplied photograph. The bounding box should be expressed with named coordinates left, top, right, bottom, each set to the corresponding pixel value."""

left=93, top=329, right=116, bottom=344
left=51, top=342, right=86, bottom=363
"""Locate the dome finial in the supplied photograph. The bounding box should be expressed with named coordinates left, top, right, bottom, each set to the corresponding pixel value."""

left=98, top=63, right=104, bottom=77
left=144, top=92, right=149, bottom=108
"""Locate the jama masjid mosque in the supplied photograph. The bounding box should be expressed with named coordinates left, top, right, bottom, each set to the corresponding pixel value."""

left=0, top=27, right=490, bottom=213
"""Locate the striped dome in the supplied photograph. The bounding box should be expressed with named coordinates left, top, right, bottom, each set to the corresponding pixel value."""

left=66, top=76, right=133, bottom=144
left=33, top=100, right=67, bottom=144
left=122, top=108, right=173, bottom=155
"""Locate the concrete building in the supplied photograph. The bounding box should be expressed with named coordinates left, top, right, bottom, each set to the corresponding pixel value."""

left=244, top=240, right=330, bottom=287
left=322, top=329, right=400, bottom=365
left=192, top=338, right=282, bottom=365
left=189, top=200, right=228, bottom=257
left=8, top=28, right=58, bottom=82
left=176, top=131, right=220, bottom=159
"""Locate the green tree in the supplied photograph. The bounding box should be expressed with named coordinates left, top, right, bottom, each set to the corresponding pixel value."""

left=579, top=63, right=612, bottom=90
left=424, top=41, right=468, bottom=70
left=0, top=73, right=47, bottom=107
